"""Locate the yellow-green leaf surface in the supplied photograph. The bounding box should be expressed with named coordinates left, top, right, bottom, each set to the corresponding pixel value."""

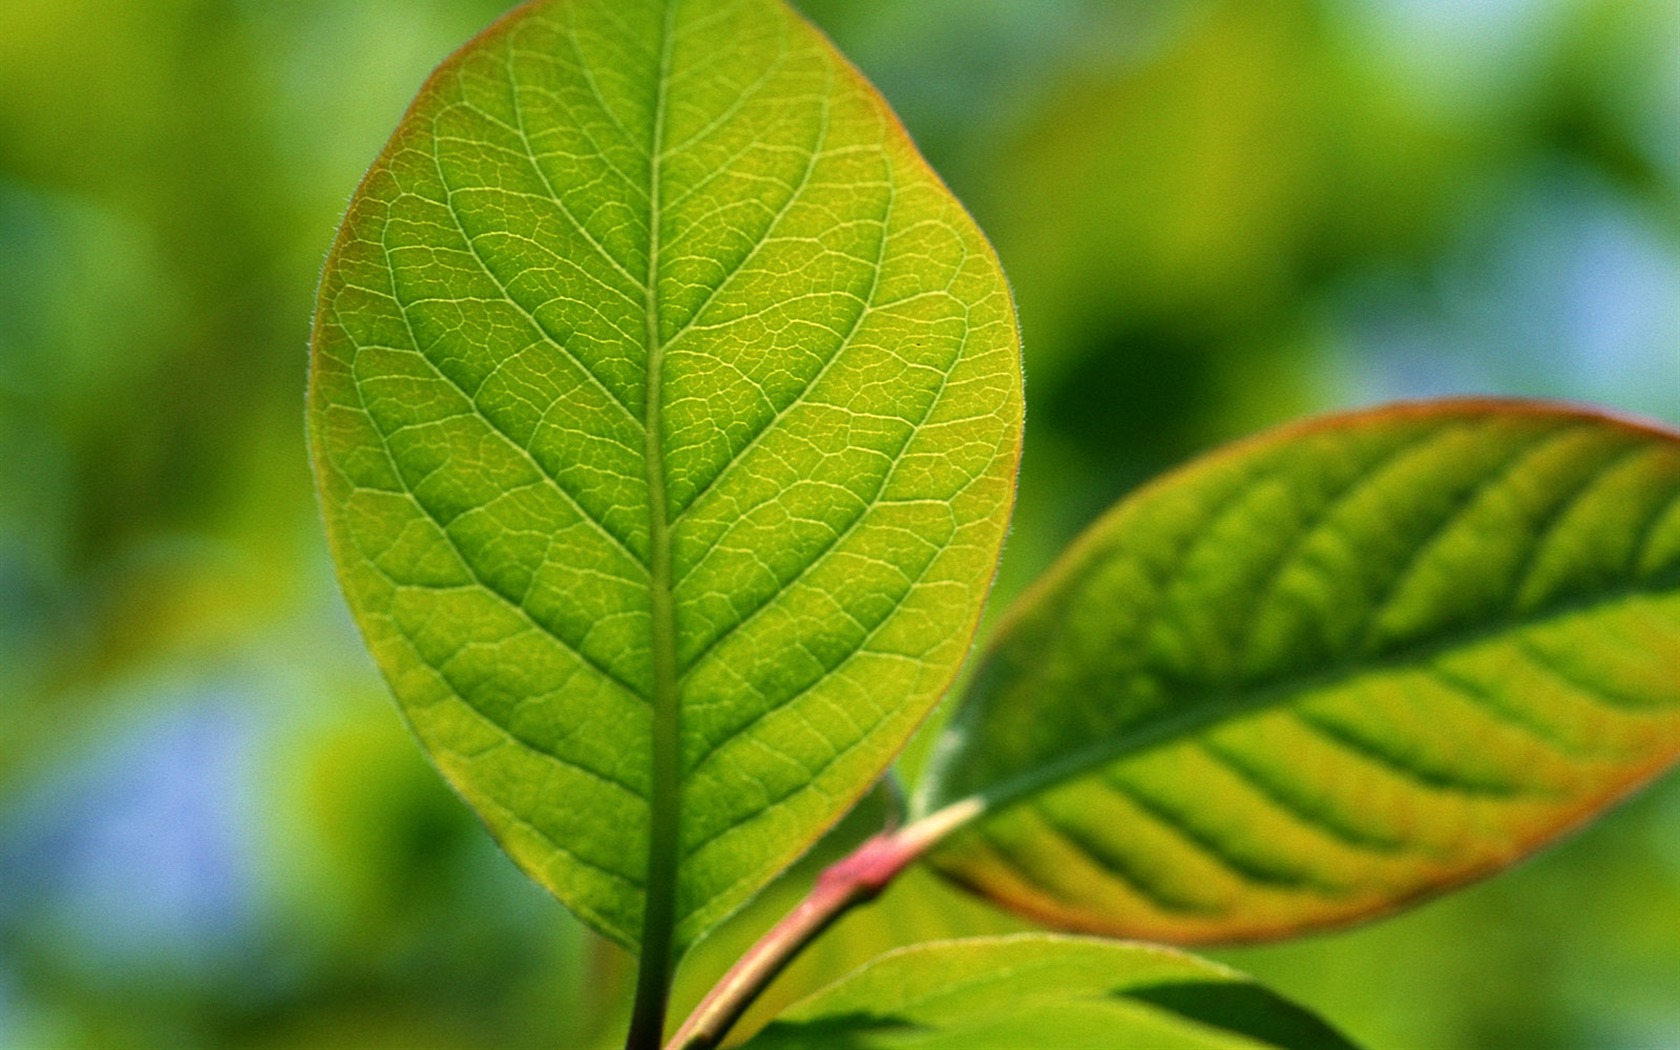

left=918, top=401, right=1680, bottom=943
left=307, top=0, right=1021, bottom=956
left=742, top=935, right=1360, bottom=1049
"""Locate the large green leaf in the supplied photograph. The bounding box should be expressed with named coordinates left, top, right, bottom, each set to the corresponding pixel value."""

left=742, top=935, right=1359, bottom=1049
left=918, top=401, right=1680, bottom=942
left=307, top=0, right=1021, bottom=957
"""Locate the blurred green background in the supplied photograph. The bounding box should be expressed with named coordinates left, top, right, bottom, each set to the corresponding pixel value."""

left=2, top=0, right=1677, bottom=1046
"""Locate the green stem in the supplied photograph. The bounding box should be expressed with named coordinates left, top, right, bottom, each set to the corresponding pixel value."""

left=665, top=799, right=983, bottom=1050
left=627, top=3, right=680, bottom=1048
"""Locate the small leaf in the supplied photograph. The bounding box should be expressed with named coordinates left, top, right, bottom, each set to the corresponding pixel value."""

left=308, top=0, right=1021, bottom=956
left=918, top=401, right=1680, bottom=943
left=742, top=934, right=1360, bottom=1049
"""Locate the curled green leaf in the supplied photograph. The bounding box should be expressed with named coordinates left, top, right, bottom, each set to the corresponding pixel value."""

left=743, top=935, right=1360, bottom=1049
left=919, top=401, right=1680, bottom=943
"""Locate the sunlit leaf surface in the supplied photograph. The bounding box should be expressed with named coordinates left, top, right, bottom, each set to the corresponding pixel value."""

left=308, top=0, right=1021, bottom=954
left=743, top=935, right=1359, bottom=1049
left=920, top=401, right=1680, bottom=942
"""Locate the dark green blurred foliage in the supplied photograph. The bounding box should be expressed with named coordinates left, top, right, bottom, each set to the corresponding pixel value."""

left=1, top=0, right=1675, bottom=1047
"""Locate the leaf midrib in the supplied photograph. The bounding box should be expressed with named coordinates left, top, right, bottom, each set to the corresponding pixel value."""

left=931, top=562, right=1680, bottom=834
left=634, top=0, right=683, bottom=1013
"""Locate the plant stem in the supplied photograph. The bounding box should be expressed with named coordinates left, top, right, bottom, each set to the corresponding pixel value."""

left=665, top=799, right=982, bottom=1050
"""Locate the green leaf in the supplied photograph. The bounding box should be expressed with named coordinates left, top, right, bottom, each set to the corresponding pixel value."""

left=742, top=935, right=1360, bottom=1049
left=918, top=401, right=1680, bottom=943
left=307, top=0, right=1022, bottom=958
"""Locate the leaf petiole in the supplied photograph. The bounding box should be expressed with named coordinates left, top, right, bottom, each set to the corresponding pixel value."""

left=666, top=798, right=983, bottom=1050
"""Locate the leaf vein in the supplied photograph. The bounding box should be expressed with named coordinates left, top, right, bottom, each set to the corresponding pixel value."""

left=429, top=114, right=647, bottom=427
left=358, top=278, right=649, bottom=567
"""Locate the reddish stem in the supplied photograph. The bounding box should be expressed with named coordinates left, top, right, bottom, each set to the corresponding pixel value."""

left=665, top=801, right=978, bottom=1050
